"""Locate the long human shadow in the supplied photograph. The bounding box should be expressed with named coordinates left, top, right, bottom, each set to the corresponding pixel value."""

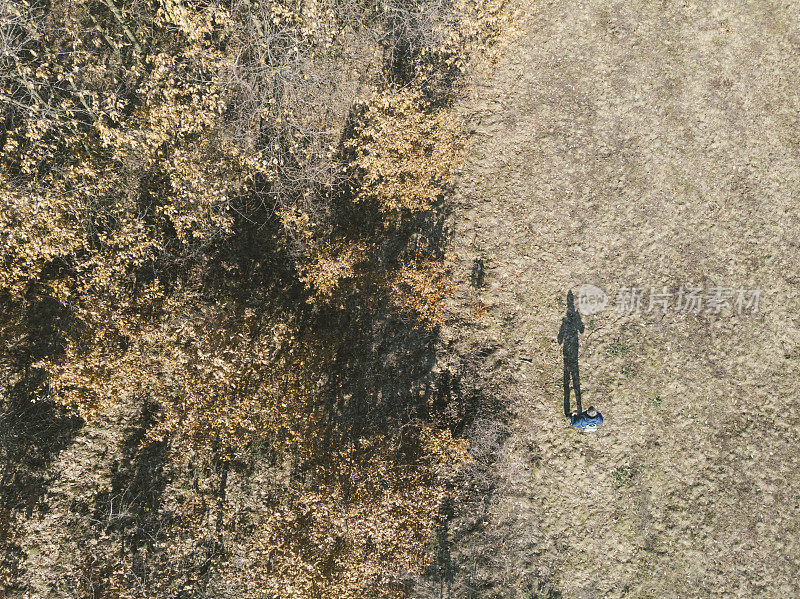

left=558, top=290, right=584, bottom=417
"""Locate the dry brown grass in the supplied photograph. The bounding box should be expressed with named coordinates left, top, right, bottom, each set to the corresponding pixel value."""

left=433, top=1, right=800, bottom=597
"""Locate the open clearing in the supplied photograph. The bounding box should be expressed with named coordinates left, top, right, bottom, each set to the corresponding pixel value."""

left=441, top=1, right=800, bottom=597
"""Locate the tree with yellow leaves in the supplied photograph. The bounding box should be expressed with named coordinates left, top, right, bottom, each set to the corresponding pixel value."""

left=0, top=0, right=513, bottom=595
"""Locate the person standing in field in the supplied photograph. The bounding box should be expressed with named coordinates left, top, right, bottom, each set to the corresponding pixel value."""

left=569, top=406, right=603, bottom=433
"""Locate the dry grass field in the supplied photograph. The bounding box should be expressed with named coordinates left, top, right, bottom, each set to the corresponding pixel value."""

left=3, top=1, right=799, bottom=597
left=436, top=1, right=800, bottom=597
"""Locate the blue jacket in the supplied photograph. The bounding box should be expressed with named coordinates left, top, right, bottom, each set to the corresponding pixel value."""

left=570, top=411, right=604, bottom=432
